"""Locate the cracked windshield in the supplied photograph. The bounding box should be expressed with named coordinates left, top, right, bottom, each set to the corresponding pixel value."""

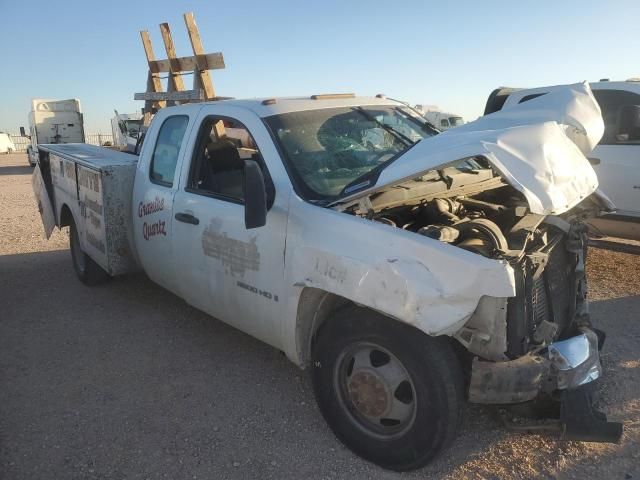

left=265, top=106, right=437, bottom=199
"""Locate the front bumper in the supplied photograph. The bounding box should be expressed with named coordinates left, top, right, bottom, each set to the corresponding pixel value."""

left=469, top=328, right=602, bottom=405
left=468, top=327, right=623, bottom=443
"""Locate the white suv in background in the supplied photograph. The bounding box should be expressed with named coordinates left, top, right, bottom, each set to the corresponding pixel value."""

left=485, top=79, right=640, bottom=235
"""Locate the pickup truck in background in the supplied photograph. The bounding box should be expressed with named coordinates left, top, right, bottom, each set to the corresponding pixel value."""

left=32, top=85, right=622, bottom=470
left=485, top=79, right=640, bottom=239
left=22, top=98, right=85, bottom=167
left=414, top=104, right=465, bottom=130
left=111, top=110, right=143, bottom=153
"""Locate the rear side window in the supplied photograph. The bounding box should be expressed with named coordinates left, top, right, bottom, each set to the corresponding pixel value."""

left=593, top=89, right=640, bottom=145
left=150, top=115, right=189, bottom=186
left=440, top=119, right=449, bottom=127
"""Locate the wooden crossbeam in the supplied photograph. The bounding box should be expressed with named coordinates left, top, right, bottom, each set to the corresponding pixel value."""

left=134, top=90, right=205, bottom=101
left=148, top=52, right=225, bottom=73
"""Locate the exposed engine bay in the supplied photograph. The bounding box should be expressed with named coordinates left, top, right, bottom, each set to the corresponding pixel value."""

left=339, top=157, right=607, bottom=361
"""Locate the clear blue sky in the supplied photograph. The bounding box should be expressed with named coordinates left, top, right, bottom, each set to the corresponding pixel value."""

left=1, top=0, right=639, bottom=133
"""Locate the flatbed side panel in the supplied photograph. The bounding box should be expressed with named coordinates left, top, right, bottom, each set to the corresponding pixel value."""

left=103, top=164, right=139, bottom=274
left=31, top=165, right=56, bottom=239
left=77, top=163, right=109, bottom=270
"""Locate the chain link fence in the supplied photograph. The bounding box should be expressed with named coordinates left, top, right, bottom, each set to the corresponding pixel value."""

left=8, top=134, right=114, bottom=152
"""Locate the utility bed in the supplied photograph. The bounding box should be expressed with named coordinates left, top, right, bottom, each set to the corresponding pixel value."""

left=34, top=143, right=140, bottom=275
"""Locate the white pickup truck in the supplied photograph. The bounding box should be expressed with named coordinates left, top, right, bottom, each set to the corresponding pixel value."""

left=485, top=79, right=640, bottom=238
left=32, top=85, right=622, bottom=470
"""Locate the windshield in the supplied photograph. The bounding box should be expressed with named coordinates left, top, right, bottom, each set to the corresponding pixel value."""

left=449, top=116, right=464, bottom=126
left=124, top=120, right=143, bottom=135
left=264, top=106, right=437, bottom=200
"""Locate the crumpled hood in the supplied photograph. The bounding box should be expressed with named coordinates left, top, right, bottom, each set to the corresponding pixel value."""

left=345, top=82, right=604, bottom=215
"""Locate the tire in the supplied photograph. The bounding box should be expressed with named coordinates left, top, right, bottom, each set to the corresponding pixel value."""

left=311, top=306, right=464, bottom=471
left=69, top=218, right=110, bottom=286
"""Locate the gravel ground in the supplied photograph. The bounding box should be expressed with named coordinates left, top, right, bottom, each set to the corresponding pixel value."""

left=1, top=153, right=638, bottom=479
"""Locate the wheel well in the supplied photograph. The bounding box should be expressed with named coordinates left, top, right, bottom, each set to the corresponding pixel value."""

left=296, top=288, right=351, bottom=367
left=59, top=204, right=73, bottom=228
left=296, top=287, right=470, bottom=374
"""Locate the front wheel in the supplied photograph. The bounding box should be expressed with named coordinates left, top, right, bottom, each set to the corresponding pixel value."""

left=69, top=218, right=110, bottom=286
left=311, top=307, right=464, bottom=471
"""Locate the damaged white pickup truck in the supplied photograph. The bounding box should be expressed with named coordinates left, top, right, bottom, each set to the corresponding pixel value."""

left=32, top=83, right=622, bottom=470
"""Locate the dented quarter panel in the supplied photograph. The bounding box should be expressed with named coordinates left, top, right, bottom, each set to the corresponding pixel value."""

left=280, top=195, right=516, bottom=363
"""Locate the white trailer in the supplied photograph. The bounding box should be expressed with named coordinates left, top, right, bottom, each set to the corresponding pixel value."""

left=22, top=99, right=85, bottom=167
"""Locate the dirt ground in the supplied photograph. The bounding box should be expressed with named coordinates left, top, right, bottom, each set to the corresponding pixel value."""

left=1, top=153, right=638, bottom=479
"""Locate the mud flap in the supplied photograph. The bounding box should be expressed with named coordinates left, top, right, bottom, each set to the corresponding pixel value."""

left=31, top=164, right=56, bottom=239
left=561, top=382, right=623, bottom=443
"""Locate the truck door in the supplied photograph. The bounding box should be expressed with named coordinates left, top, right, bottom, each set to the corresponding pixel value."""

left=591, top=88, right=640, bottom=218
left=172, top=111, right=288, bottom=349
left=132, top=111, right=198, bottom=294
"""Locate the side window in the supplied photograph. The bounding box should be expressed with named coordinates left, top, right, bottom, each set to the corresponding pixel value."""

left=187, top=117, right=261, bottom=202
left=593, top=89, right=640, bottom=145
left=150, top=115, right=189, bottom=186
left=440, top=119, right=449, bottom=128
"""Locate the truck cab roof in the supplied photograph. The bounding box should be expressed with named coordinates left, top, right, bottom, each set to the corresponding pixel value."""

left=175, top=95, right=404, bottom=118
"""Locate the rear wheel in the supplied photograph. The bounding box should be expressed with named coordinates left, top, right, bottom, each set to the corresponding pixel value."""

left=311, top=306, right=464, bottom=471
left=69, top=218, right=110, bottom=286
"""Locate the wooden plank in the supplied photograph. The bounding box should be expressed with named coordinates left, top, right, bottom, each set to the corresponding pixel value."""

left=140, top=31, right=166, bottom=111
left=159, top=22, right=186, bottom=94
left=183, top=12, right=216, bottom=99
left=140, top=30, right=157, bottom=63
left=134, top=90, right=205, bottom=101
left=148, top=52, right=225, bottom=73
left=183, top=11, right=222, bottom=136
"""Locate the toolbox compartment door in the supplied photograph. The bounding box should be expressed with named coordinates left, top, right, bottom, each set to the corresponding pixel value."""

left=31, top=165, right=56, bottom=239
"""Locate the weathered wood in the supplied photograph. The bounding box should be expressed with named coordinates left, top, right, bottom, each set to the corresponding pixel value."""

left=134, top=90, right=205, bottom=101
left=159, top=22, right=186, bottom=97
left=183, top=12, right=216, bottom=99
left=140, top=30, right=166, bottom=110
left=183, top=11, right=222, bottom=136
left=147, top=52, right=225, bottom=73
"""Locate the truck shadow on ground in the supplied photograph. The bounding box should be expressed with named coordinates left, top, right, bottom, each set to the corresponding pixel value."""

left=0, top=164, right=33, bottom=176
left=1, top=249, right=637, bottom=479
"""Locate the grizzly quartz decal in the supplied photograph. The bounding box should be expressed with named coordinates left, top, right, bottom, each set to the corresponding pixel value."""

left=202, top=219, right=260, bottom=276
left=138, top=196, right=166, bottom=241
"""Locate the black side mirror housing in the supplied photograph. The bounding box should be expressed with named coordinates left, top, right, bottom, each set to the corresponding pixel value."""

left=243, top=159, right=267, bottom=229
left=617, top=105, right=640, bottom=140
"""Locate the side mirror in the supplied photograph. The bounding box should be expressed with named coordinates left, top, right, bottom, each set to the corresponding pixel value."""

left=616, top=105, right=640, bottom=140
left=243, top=159, right=267, bottom=229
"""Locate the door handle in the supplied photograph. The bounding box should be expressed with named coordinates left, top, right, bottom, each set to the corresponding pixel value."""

left=174, top=212, right=200, bottom=225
